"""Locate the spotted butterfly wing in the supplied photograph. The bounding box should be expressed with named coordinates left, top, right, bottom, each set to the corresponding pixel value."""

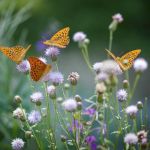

left=28, top=56, right=52, bottom=81
left=0, top=45, right=31, bottom=64
left=43, top=27, right=70, bottom=48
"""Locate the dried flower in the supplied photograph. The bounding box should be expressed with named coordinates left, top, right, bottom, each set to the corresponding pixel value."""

left=133, top=58, right=148, bottom=73
left=62, top=98, right=77, bottom=112
left=13, top=108, right=25, bottom=121
left=45, top=47, right=60, bottom=61
left=116, top=89, right=128, bottom=102
left=124, top=133, right=138, bottom=145
left=28, top=110, right=41, bottom=124
left=137, top=130, right=147, bottom=142
left=30, top=92, right=44, bottom=106
left=96, top=82, right=106, bottom=94
left=67, top=72, right=80, bottom=85
left=16, top=60, right=30, bottom=74
left=73, top=32, right=86, bottom=42
left=11, top=138, right=24, bottom=150
left=84, top=108, right=96, bottom=117
left=125, top=105, right=138, bottom=119
left=112, top=13, right=123, bottom=23
left=47, top=85, right=56, bottom=99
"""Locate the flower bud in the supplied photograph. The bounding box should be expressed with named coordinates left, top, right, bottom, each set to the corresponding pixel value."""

left=14, top=95, right=22, bottom=104
left=84, top=38, right=90, bottom=44
left=47, top=85, right=56, bottom=99
left=123, top=80, right=129, bottom=89
left=75, top=95, right=82, bottom=102
left=25, top=131, right=32, bottom=139
left=96, top=82, right=106, bottom=94
left=137, top=101, right=143, bottom=110
left=57, top=97, right=63, bottom=103
left=67, top=72, right=80, bottom=86
left=64, top=83, right=70, bottom=90
left=60, top=135, right=67, bottom=142
left=77, top=102, right=82, bottom=110
left=99, top=114, right=104, bottom=121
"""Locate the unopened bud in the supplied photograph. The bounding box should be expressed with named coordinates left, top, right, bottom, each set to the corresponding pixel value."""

left=75, top=95, right=82, bottom=102
left=60, top=135, right=67, bottom=142
left=137, top=101, right=143, bottom=109
left=123, top=80, right=129, bottom=89
left=77, top=102, right=82, bottom=110
left=64, top=83, right=70, bottom=90
left=14, top=95, right=22, bottom=104
left=25, top=131, right=32, bottom=139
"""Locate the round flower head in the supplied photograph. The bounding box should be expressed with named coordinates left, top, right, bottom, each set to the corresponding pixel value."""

left=98, top=60, right=122, bottom=75
left=13, top=108, right=25, bottom=121
left=45, top=47, right=60, bottom=61
left=16, top=60, right=30, bottom=73
left=30, top=92, right=44, bottom=106
left=124, top=133, right=138, bottom=145
left=125, top=105, right=138, bottom=118
left=95, top=72, right=109, bottom=82
left=47, top=85, right=56, bottom=99
left=93, top=62, right=102, bottom=74
left=39, top=57, right=47, bottom=63
left=49, top=72, right=64, bottom=86
left=11, top=138, right=24, bottom=150
left=116, top=89, right=128, bottom=102
left=112, top=13, right=123, bottom=23
left=67, top=72, right=80, bottom=85
left=62, top=98, right=77, bottom=112
left=28, top=110, right=41, bottom=124
left=73, top=32, right=86, bottom=42
left=133, top=58, right=148, bottom=73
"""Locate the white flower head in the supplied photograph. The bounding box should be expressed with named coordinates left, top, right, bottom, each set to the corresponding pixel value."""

left=62, top=98, right=77, bottom=112
left=11, top=138, right=24, bottom=150
left=112, top=13, right=123, bottom=23
left=13, top=108, right=25, bottom=121
left=93, top=62, right=103, bottom=74
left=73, top=32, right=86, bottom=42
left=116, top=89, right=128, bottom=102
left=125, top=105, right=138, bottom=118
left=133, top=58, right=148, bottom=72
left=16, top=60, right=30, bottom=73
left=124, top=133, right=138, bottom=145
left=30, top=92, right=44, bottom=105
left=28, top=110, right=41, bottom=124
left=47, top=85, right=56, bottom=99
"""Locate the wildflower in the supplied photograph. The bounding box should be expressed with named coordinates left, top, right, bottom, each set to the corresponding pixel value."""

left=25, top=131, right=32, bottom=139
left=96, top=82, right=106, bottom=94
left=85, top=136, right=97, bottom=150
left=133, top=58, right=148, bottom=73
left=93, top=62, right=102, bottom=74
left=45, top=47, right=60, bottom=61
left=84, top=108, right=96, bottom=117
left=125, top=105, right=138, bottom=119
left=11, top=138, right=24, bottom=150
left=28, top=110, right=41, bottom=124
left=112, top=13, right=123, bottom=23
left=16, top=60, right=30, bottom=73
left=14, top=95, right=22, bottom=104
left=95, top=72, right=109, bottom=82
left=30, top=92, right=44, bottom=106
left=39, top=57, right=47, bottom=63
left=49, top=72, right=64, bottom=86
left=73, top=32, right=86, bottom=42
left=137, top=130, right=147, bottom=143
left=124, top=133, right=138, bottom=145
left=47, top=85, right=56, bottom=99
left=67, top=72, right=80, bottom=85
left=62, top=98, right=77, bottom=112
left=13, top=108, right=25, bottom=121
left=116, top=89, right=128, bottom=102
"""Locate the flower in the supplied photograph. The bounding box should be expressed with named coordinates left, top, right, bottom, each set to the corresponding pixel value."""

left=137, top=130, right=147, bottom=142
left=124, top=133, right=138, bottom=145
left=62, top=98, right=77, bottom=112
left=85, top=136, right=97, bottom=150
left=45, top=47, right=60, bottom=61
left=47, top=85, right=56, bottom=99
left=84, top=108, right=96, bottom=117
left=125, top=105, right=138, bottom=118
left=13, top=108, right=25, bottom=121
left=67, top=72, right=80, bottom=85
left=116, top=89, right=128, bottom=102
left=30, top=92, right=44, bottom=106
left=73, top=32, right=86, bottom=42
left=112, top=13, right=123, bottom=23
left=133, top=58, right=148, bottom=72
left=137, top=101, right=143, bottom=109
left=96, top=82, right=106, bottom=94
left=95, top=72, right=109, bottom=82
left=16, top=60, right=30, bottom=73
left=49, top=72, right=64, bottom=86
left=11, top=138, right=24, bottom=150
left=93, top=62, right=102, bottom=74
left=28, top=110, right=41, bottom=124
left=39, top=57, right=47, bottom=63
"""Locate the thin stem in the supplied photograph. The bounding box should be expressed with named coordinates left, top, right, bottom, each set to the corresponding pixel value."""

left=108, top=30, right=113, bottom=58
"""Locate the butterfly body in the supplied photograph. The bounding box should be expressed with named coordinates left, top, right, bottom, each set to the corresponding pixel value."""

left=0, top=45, right=31, bottom=64
left=28, top=56, right=51, bottom=81
left=106, top=49, right=141, bottom=71
left=43, top=27, right=70, bottom=48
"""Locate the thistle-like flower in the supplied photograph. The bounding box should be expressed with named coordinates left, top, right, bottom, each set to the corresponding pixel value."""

left=112, top=13, right=123, bottom=23
left=11, top=138, right=24, bottom=150
left=93, top=62, right=102, bottom=74
left=67, top=72, right=80, bottom=85
left=125, top=105, right=138, bottom=119
left=16, top=60, right=30, bottom=74
left=47, top=85, right=56, bottom=99
left=124, top=133, right=138, bottom=145
left=13, top=108, right=25, bottom=121
left=116, top=89, right=128, bottom=102
left=28, top=110, right=41, bottom=124
left=30, top=92, right=44, bottom=106
left=95, top=72, right=109, bottom=82
left=73, top=32, right=86, bottom=42
left=62, top=98, right=77, bottom=112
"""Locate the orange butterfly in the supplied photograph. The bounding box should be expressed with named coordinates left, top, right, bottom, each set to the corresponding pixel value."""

left=0, top=45, right=31, bottom=64
left=28, top=56, right=52, bottom=81
left=43, top=27, right=70, bottom=48
left=105, top=49, right=141, bottom=71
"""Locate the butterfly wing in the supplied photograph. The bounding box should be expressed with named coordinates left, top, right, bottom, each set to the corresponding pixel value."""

left=0, top=45, right=31, bottom=64
left=28, top=56, right=51, bottom=81
left=43, top=27, right=70, bottom=48
left=119, top=49, right=141, bottom=71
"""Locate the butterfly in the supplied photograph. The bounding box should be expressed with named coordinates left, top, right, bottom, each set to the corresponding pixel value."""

left=105, top=49, right=141, bottom=71
left=0, top=45, right=31, bottom=64
left=28, top=56, right=52, bottom=81
left=43, top=27, right=70, bottom=48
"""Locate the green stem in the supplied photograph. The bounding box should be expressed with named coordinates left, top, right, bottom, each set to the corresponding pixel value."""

left=108, top=30, right=113, bottom=58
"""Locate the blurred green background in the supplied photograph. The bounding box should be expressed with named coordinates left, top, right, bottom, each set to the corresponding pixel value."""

left=0, top=0, right=149, bottom=149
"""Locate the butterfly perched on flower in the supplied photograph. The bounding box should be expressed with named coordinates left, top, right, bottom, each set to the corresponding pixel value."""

left=28, top=56, right=52, bottom=81
left=43, top=27, right=70, bottom=48
left=0, top=45, right=31, bottom=64
left=105, top=49, right=141, bottom=71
